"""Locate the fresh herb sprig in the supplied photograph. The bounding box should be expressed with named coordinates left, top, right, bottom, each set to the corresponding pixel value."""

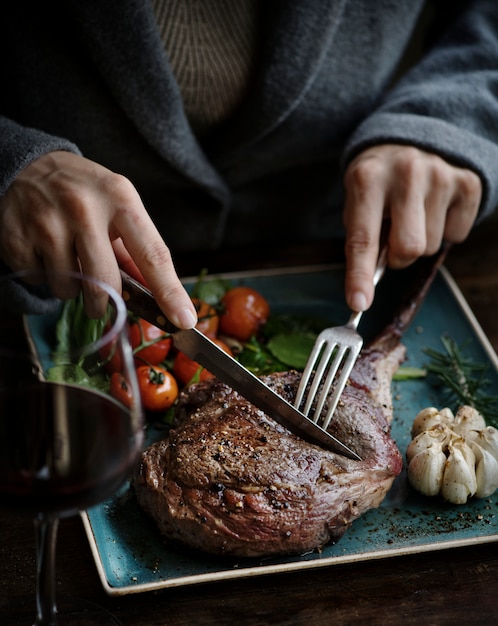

left=423, top=334, right=498, bottom=426
left=47, top=293, right=110, bottom=391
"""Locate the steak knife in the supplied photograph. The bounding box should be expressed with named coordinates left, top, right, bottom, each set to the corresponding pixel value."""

left=120, top=271, right=361, bottom=461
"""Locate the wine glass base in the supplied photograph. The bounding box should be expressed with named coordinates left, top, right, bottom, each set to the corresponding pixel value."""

left=40, top=594, right=122, bottom=626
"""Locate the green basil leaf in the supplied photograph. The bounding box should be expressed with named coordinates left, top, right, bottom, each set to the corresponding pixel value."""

left=266, top=333, right=316, bottom=370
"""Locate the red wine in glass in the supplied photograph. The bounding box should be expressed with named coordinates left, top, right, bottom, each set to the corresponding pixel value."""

left=0, top=270, right=144, bottom=625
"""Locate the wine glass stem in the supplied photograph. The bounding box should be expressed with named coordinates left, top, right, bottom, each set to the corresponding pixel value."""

left=34, top=513, right=59, bottom=626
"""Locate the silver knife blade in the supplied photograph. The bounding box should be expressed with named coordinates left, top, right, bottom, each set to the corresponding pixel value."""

left=120, top=270, right=361, bottom=460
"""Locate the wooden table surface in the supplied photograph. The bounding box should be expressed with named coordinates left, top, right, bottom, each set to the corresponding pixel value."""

left=1, top=221, right=498, bottom=625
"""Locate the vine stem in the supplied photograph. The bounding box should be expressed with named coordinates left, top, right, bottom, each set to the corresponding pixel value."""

left=34, top=513, right=59, bottom=626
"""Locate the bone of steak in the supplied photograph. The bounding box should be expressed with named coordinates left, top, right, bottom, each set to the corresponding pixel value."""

left=132, top=250, right=448, bottom=558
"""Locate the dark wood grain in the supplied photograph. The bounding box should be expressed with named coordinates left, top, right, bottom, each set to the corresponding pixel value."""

left=2, top=220, right=498, bottom=625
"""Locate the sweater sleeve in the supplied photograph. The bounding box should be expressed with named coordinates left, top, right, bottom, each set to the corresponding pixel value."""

left=343, top=0, right=498, bottom=222
left=0, top=115, right=81, bottom=196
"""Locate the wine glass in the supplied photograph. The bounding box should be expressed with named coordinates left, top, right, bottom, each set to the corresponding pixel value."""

left=0, top=269, right=144, bottom=625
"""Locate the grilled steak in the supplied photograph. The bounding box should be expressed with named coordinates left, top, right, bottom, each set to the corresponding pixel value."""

left=132, top=329, right=404, bottom=557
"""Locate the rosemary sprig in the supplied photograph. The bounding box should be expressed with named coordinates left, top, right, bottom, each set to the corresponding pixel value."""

left=423, top=335, right=498, bottom=426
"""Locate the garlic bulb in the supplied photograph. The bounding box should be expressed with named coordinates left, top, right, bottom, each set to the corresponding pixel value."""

left=407, top=405, right=498, bottom=504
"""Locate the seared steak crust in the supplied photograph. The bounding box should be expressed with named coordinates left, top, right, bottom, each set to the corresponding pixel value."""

left=132, top=337, right=404, bottom=558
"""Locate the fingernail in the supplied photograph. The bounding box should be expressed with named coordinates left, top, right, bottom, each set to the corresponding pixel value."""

left=176, top=307, right=198, bottom=329
left=350, top=291, right=367, bottom=312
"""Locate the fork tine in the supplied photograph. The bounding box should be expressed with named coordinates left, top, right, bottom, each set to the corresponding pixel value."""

left=301, top=340, right=339, bottom=416
left=318, top=342, right=362, bottom=431
left=293, top=334, right=327, bottom=411
left=309, top=342, right=349, bottom=423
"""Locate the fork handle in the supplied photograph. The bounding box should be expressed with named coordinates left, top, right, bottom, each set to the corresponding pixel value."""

left=347, top=245, right=388, bottom=331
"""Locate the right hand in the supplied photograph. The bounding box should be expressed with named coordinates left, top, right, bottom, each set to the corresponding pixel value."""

left=342, top=144, right=482, bottom=313
left=0, top=151, right=197, bottom=326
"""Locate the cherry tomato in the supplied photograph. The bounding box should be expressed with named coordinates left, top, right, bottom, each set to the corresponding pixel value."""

left=219, top=286, right=270, bottom=342
left=129, top=318, right=172, bottom=366
left=193, top=298, right=219, bottom=338
left=136, top=365, right=178, bottom=412
left=110, top=372, right=133, bottom=408
left=173, top=338, right=232, bottom=386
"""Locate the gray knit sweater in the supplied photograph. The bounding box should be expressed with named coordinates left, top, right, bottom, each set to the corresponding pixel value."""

left=1, top=0, right=498, bottom=258
left=150, top=0, right=259, bottom=137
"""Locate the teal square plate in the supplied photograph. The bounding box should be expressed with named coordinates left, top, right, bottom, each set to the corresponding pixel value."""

left=74, top=264, right=498, bottom=595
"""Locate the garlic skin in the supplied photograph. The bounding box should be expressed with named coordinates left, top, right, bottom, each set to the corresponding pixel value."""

left=440, top=440, right=476, bottom=505
left=411, top=407, right=454, bottom=438
left=408, top=445, right=446, bottom=497
left=407, top=405, right=498, bottom=504
left=474, top=426, right=498, bottom=459
left=453, top=405, right=487, bottom=436
left=406, top=424, right=453, bottom=462
left=472, top=442, right=498, bottom=498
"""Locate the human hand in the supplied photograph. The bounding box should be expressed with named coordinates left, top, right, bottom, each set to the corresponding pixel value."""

left=0, top=151, right=197, bottom=326
left=342, top=144, right=482, bottom=311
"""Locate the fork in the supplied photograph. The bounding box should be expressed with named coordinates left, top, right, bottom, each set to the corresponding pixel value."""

left=294, top=246, right=388, bottom=431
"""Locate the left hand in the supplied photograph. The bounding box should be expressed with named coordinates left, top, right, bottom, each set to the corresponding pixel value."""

left=342, top=144, right=482, bottom=312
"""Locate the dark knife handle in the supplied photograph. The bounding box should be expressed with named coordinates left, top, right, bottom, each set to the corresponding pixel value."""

left=120, top=270, right=180, bottom=334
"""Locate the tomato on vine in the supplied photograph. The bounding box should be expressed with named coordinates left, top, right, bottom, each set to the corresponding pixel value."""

left=129, top=318, right=172, bottom=366
left=219, top=286, right=270, bottom=342
left=136, top=365, right=179, bottom=412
